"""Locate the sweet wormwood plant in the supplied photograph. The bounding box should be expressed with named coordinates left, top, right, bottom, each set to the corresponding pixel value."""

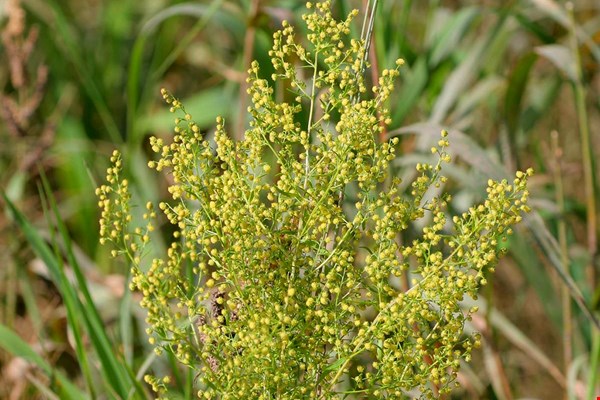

left=97, top=2, right=532, bottom=399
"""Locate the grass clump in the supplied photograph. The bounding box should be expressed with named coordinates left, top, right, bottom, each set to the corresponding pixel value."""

left=96, top=2, right=532, bottom=398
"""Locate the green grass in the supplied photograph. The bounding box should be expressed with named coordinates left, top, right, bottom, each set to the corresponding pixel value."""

left=1, top=0, right=599, bottom=398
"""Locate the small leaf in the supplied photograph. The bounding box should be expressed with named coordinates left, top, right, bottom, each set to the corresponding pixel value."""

left=324, top=357, right=348, bottom=373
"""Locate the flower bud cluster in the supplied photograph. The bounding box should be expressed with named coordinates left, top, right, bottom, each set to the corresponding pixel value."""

left=97, top=2, right=532, bottom=398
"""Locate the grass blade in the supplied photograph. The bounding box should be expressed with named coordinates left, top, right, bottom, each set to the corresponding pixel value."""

left=530, top=0, right=600, bottom=62
left=525, top=213, right=600, bottom=331
left=2, top=190, right=138, bottom=398
left=466, top=299, right=567, bottom=389
left=388, top=122, right=506, bottom=180
left=534, top=44, right=577, bottom=81
left=4, top=190, right=98, bottom=398
left=566, top=354, right=588, bottom=400
left=428, top=7, right=479, bottom=67
left=504, top=52, right=537, bottom=137
left=429, top=5, right=512, bottom=123
left=587, top=331, right=600, bottom=400
left=0, top=324, right=88, bottom=400
left=38, top=176, right=149, bottom=398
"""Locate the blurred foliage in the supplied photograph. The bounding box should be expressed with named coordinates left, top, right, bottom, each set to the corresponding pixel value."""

left=0, top=0, right=599, bottom=399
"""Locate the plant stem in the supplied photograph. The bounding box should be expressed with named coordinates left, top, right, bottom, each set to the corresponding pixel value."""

left=567, top=4, right=599, bottom=398
left=360, top=0, right=385, bottom=142
left=567, top=3, right=597, bottom=287
left=550, top=130, right=572, bottom=396
left=588, top=332, right=600, bottom=400
left=304, top=51, right=319, bottom=191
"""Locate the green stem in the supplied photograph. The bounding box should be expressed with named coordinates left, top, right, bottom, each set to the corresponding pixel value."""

left=567, top=4, right=599, bottom=398
left=588, top=332, right=600, bottom=400
left=551, top=131, right=573, bottom=395
left=304, top=51, right=320, bottom=191
left=567, top=3, right=597, bottom=285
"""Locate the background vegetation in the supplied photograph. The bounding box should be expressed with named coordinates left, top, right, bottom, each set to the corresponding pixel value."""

left=0, top=0, right=598, bottom=398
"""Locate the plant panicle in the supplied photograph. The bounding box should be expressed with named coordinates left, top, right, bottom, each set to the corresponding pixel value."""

left=97, top=2, right=532, bottom=398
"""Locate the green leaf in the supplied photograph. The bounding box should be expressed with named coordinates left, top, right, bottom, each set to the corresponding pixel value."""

left=324, top=356, right=347, bottom=373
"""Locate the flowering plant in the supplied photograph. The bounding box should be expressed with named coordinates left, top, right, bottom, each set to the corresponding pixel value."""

left=97, top=2, right=531, bottom=398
